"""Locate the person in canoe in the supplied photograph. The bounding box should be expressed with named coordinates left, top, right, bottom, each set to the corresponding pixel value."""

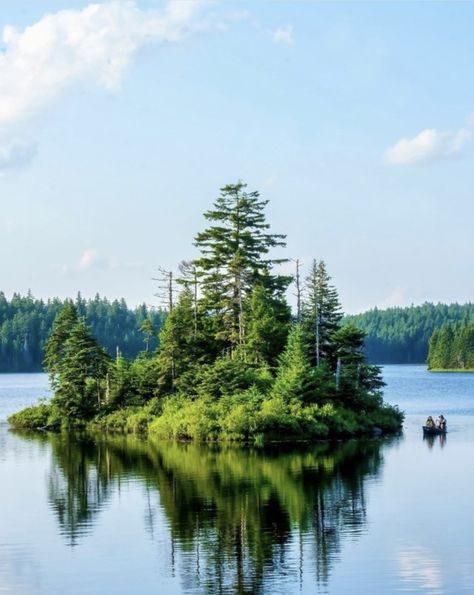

left=425, top=416, right=436, bottom=428
left=437, top=414, right=447, bottom=430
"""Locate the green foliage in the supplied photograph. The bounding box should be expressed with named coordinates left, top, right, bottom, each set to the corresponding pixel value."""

left=193, top=181, right=290, bottom=352
left=245, top=284, right=290, bottom=366
left=345, top=302, right=474, bottom=364
left=428, top=322, right=474, bottom=370
left=190, top=354, right=271, bottom=400
left=46, top=312, right=111, bottom=422
left=271, top=325, right=317, bottom=404
left=8, top=402, right=53, bottom=430
left=44, top=300, right=79, bottom=386
left=10, top=182, right=404, bottom=442
left=155, top=288, right=202, bottom=393
left=302, top=259, right=343, bottom=367
left=0, top=291, right=165, bottom=372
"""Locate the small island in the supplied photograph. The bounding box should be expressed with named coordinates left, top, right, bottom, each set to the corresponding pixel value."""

left=10, top=182, right=403, bottom=442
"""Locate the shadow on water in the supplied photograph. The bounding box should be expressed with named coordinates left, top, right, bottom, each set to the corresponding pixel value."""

left=16, top=431, right=399, bottom=593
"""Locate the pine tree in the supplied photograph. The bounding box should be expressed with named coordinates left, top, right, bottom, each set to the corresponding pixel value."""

left=193, top=181, right=290, bottom=352
left=332, top=324, right=384, bottom=406
left=52, top=319, right=110, bottom=421
left=155, top=287, right=201, bottom=393
left=140, top=319, right=155, bottom=354
left=272, top=325, right=315, bottom=403
left=245, top=284, right=290, bottom=366
left=302, top=259, right=343, bottom=368
left=44, top=301, right=79, bottom=389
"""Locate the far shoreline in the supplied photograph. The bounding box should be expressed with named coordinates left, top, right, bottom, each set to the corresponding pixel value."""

left=428, top=368, right=474, bottom=373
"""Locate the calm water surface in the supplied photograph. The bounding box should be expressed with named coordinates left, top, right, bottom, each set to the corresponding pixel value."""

left=1, top=366, right=474, bottom=595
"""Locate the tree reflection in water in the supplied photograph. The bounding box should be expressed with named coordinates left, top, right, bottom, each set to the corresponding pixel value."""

left=45, top=433, right=395, bottom=592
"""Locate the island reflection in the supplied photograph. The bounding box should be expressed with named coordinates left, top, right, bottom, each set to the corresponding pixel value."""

left=41, top=433, right=394, bottom=593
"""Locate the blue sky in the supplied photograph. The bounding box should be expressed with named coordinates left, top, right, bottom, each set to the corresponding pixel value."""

left=1, top=0, right=473, bottom=313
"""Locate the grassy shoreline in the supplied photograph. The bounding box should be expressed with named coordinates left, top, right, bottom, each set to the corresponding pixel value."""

left=8, top=396, right=404, bottom=443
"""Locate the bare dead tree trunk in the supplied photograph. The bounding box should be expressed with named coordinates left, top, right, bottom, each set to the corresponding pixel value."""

left=153, top=267, right=174, bottom=312
left=294, top=258, right=302, bottom=322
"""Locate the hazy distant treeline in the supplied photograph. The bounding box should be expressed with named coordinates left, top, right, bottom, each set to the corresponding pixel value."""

left=0, top=292, right=165, bottom=372
left=345, top=303, right=474, bottom=364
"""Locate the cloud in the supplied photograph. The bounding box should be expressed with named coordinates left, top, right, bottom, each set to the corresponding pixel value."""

left=77, top=249, right=98, bottom=271
left=385, top=119, right=473, bottom=165
left=273, top=25, right=293, bottom=45
left=0, top=139, right=37, bottom=173
left=0, top=0, right=210, bottom=171
left=61, top=249, right=144, bottom=273
left=379, top=286, right=409, bottom=309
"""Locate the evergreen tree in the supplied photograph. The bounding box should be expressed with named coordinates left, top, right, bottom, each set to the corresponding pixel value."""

left=332, top=325, right=384, bottom=407
left=52, top=319, right=110, bottom=421
left=140, top=319, right=155, bottom=354
left=346, top=302, right=474, bottom=364
left=245, top=284, right=290, bottom=366
left=155, top=287, right=201, bottom=393
left=272, top=325, right=315, bottom=403
left=44, top=301, right=79, bottom=389
left=193, top=182, right=290, bottom=352
left=302, top=260, right=343, bottom=368
left=428, top=322, right=474, bottom=370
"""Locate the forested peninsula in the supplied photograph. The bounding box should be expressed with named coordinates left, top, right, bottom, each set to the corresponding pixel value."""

left=428, top=323, right=474, bottom=371
left=0, top=293, right=165, bottom=372
left=346, top=303, right=474, bottom=364
left=10, top=183, right=403, bottom=442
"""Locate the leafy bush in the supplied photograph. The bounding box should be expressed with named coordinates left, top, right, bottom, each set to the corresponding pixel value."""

left=8, top=401, right=62, bottom=431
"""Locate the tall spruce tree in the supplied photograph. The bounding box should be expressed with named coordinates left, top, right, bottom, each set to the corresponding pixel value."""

left=193, top=182, right=290, bottom=352
left=302, top=259, right=343, bottom=368
left=44, top=301, right=79, bottom=389
left=51, top=318, right=110, bottom=420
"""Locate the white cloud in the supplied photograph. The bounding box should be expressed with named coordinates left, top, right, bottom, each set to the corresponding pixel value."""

left=385, top=119, right=473, bottom=165
left=0, top=0, right=210, bottom=171
left=378, top=286, right=409, bottom=309
left=77, top=249, right=99, bottom=271
left=273, top=25, right=293, bottom=45
left=61, top=249, right=144, bottom=273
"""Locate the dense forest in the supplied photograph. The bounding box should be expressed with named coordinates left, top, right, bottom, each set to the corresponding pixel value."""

left=0, top=292, right=165, bottom=372
left=345, top=303, right=474, bottom=364
left=10, top=182, right=402, bottom=441
left=428, top=323, right=474, bottom=370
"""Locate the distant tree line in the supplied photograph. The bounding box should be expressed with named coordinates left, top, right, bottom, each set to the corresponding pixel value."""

left=0, top=292, right=165, bottom=372
left=428, top=323, right=474, bottom=370
left=345, top=303, right=474, bottom=364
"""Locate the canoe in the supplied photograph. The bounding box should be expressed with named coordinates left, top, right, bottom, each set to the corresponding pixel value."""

left=422, top=426, right=447, bottom=435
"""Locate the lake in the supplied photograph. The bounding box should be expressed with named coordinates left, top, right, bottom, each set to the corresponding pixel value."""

left=1, top=366, right=474, bottom=595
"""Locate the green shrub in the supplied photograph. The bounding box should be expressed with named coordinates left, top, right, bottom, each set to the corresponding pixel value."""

left=8, top=403, right=48, bottom=429
left=8, top=402, right=56, bottom=430
left=148, top=396, right=220, bottom=440
left=92, top=408, right=134, bottom=432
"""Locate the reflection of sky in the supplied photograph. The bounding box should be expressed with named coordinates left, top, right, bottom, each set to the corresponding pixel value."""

left=0, top=544, right=40, bottom=595
left=396, top=546, right=443, bottom=594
